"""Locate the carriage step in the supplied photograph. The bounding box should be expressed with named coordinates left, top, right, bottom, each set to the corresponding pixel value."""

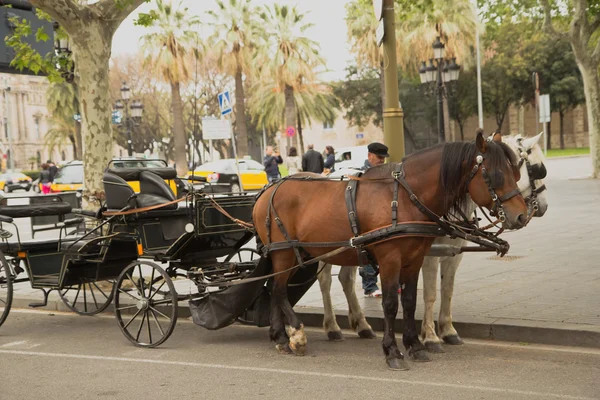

left=28, top=289, right=50, bottom=308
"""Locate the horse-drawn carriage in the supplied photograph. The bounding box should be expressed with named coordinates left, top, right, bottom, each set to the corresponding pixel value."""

left=0, top=131, right=548, bottom=370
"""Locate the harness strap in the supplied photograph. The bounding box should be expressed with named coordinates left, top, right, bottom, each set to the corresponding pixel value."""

left=391, top=164, right=401, bottom=228
left=345, top=179, right=360, bottom=236
left=102, top=197, right=188, bottom=216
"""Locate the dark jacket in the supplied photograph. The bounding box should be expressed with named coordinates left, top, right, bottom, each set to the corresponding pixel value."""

left=48, top=164, right=58, bottom=182
left=263, top=154, right=283, bottom=177
left=324, top=153, right=335, bottom=172
left=40, top=169, right=51, bottom=184
left=302, top=149, right=324, bottom=174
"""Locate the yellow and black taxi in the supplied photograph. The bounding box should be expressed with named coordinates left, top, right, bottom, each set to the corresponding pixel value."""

left=0, top=172, right=33, bottom=193
left=51, top=159, right=178, bottom=194
left=188, top=158, right=268, bottom=193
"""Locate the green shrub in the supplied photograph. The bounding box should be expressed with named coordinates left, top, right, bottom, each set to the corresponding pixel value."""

left=22, top=170, right=40, bottom=181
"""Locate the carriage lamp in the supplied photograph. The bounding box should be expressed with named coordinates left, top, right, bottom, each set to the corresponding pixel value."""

left=418, top=37, right=461, bottom=144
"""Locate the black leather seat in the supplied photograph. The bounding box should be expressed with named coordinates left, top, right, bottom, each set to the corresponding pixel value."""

left=137, top=171, right=177, bottom=210
left=103, top=173, right=136, bottom=210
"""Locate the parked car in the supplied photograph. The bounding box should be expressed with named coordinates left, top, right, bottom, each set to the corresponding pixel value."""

left=334, top=146, right=368, bottom=170
left=50, top=158, right=178, bottom=194
left=0, top=172, right=32, bottom=192
left=188, top=159, right=268, bottom=193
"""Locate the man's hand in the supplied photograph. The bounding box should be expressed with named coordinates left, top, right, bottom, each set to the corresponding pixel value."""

left=274, top=152, right=280, bottom=157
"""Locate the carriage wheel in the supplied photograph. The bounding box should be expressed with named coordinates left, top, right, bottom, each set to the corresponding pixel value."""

left=224, top=248, right=261, bottom=263
left=114, top=261, right=178, bottom=348
left=59, top=279, right=115, bottom=316
left=0, top=253, right=13, bottom=328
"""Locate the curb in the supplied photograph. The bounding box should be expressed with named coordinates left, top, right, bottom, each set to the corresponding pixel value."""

left=8, top=296, right=600, bottom=349
left=546, top=154, right=590, bottom=160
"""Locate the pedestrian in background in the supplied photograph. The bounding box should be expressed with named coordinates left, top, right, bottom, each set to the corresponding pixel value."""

left=285, top=146, right=302, bottom=175
left=47, top=160, right=58, bottom=183
left=323, top=145, right=335, bottom=174
left=359, top=142, right=390, bottom=297
left=302, top=144, right=324, bottom=174
left=263, top=145, right=283, bottom=183
left=39, top=163, right=52, bottom=195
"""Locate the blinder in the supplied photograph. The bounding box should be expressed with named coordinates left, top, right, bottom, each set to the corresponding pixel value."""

left=516, top=138, right=547, bottom=213
left=530, top=163, right=547, bottom=180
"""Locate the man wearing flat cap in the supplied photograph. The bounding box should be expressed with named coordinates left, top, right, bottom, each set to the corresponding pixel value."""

left=359, top=142, right=390, bottom=297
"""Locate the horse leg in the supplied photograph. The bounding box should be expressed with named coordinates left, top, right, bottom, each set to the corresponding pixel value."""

left=269, top=285, right=293, bottom=354
left=439, top=253, right=464, bottom=345
left=379, top=257, right=409, bottom=370
left=420, top=256, right=444, bottom=353
left=401, top=260, right=431, bottom=362
left=317, top=262, right=344, bottom=341
left=339, top=266, right=376, bottom=339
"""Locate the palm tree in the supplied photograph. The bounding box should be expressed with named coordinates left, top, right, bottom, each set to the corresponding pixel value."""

left=141, top=0, right=199, bottom=176
left=249, top=78, right=338, bottom=151
left=258, top=4, right=326, bottom=148
left=46, top=81, right=81, bottom=159
left=45, top=116, right=77, bottom=158
left=206, top=0, right=261, bottom=157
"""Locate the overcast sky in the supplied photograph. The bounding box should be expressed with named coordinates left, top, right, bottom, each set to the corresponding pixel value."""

left=111, top=0, right=355, bottom=81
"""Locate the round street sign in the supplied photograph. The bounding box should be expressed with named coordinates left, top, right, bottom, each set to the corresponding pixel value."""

left=373, top=0, right=384, bottom=20
left=286, top=126, right=296, bottom=137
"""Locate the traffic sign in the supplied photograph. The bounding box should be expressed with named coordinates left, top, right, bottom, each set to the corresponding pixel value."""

left=373, top=0, right=384, bottom=20
left=286, top=126, right=296, bottom=137
left=218, top=91, right=233, bottom=116
left=202, top=118, right=232, bottom=140
left=74, top=111, right=122, bottom=124
left=539, top=94, right=551, bottom=123
left=376, top=20, right=385, bottom=47
left=356, top=133, right=364, bottom=139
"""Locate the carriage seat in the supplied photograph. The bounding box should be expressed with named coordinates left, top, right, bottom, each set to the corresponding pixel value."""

left=137, top=170, right=177, bottom=210
left=103, top=171, right=178, bottom=211
left=0, top=202, right=72, bottom=219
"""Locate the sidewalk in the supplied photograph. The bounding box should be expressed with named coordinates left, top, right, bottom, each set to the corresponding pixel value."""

left=6, top=157, right=600, bottom=348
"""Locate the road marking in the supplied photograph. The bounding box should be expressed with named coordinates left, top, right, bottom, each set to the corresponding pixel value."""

left=0, top=349, right=595, bottom=400
left=1, top=341, right=28, bottom=348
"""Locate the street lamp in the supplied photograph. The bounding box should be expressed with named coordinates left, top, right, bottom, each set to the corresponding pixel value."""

left=419, top=37, right=461, bottom=143
left=53, top=22, right=73, bottom=82
left=114, top=82, right=143, bottom=157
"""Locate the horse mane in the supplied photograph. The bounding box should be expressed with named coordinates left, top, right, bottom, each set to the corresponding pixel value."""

left=439, top=140, right=518, bottom=212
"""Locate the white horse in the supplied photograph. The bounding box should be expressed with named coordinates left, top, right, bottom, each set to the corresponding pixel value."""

left=317, top=133, right=549, bottom=345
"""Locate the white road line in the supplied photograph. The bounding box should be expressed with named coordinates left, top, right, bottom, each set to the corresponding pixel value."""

left=0, top=349, right=595, bottom=400
left=1, top=341, right=28, bottom=348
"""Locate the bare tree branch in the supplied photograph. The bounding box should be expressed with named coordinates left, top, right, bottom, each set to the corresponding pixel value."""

left=29, top=0, right=81, bottom=29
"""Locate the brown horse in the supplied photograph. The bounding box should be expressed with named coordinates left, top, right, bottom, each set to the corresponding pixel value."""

left=252, top=131, right=528, bottom=370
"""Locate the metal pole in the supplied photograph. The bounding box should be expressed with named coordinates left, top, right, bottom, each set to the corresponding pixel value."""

left=543, top=121, right=548, bottom=156
left=473, top=0, right=484, bottom=129
left=125, top=100, right=132, bottom=157
left=382, top=0, right=405, bottom=162
left=262, top=124, right=267, bottom=154
left=2, top=79, right=14, bottom=171
left=437, top=61, right=445, bottom=143
left=534, top=72, right=540, bottom=136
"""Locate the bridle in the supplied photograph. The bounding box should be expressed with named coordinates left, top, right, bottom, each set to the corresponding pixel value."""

left=516, top=138, right=547, bottom=214
left=465, top=152, right=521, bottom=223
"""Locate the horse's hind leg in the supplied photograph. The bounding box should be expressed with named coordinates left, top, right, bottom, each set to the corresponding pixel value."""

left=317, top=262, right=344, bottom=341
left=339, top=266, right=376, bottom=339
left=439, top=252, right=464, bottom=345
left=421, top=256, right=444, bottom=353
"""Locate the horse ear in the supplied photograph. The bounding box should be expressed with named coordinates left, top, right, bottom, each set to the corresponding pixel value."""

left=492, top=130, right=502, bottom=143
left=476, top=129, right=487, bottom=153
left=521, top=131, right=543, bottom=149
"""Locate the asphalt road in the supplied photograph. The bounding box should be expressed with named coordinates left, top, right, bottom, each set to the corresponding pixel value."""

left=0, top=310, right=598, bottom=400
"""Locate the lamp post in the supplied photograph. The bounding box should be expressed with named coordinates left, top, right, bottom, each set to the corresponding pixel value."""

left=53, top=23, right=74, bottom=82
left=114, top=82, right=143, bottom=157
left=419, top=37, right=461, bottom=143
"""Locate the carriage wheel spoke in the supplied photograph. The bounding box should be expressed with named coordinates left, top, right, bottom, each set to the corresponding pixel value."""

left=151, top=298, right=173, bottom=307
left=149, top=306, right=170, bottom=320
left=138, top=265, right=145, bottom=298
left=150, top=309, right=165, bottom=337
left=0, top=298, right=5, bottom=304
left=72, top=284, right=81, bottom=306
left=89, top=282, right=99, bottom=310
left=146, top=311, right=152, bottom=344
left=126, top=272, right=142, bottom=297
left=148, top=281, right=166, bottom=301
left=135, top=311, right=146, bottom=342
left=148, top=268, right=155, bottom=299
left=116, top=304, right=137, bottom=312
left=123, top=308, right=143, bottom=330
left=83, top=283, right=88, bottom=313
left=91, top=282, right=109, bottom=300
left=118, top=288, right=141, bottom=301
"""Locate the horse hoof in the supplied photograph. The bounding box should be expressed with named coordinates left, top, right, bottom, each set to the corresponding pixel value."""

left=386, top=357, right=410, bottom=371
left=327, top=331, right=344, bottom=341
left=410, top=349, right=432, bottom=362
left=358, top=329, right=377, bottom=339
left=289, top=342, right=306, bottom=356
left=443, top=335, right=464, bottom=345
left=276, top=343, right=294, bottom=355
left=425, top=341, right=445, bottom=353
